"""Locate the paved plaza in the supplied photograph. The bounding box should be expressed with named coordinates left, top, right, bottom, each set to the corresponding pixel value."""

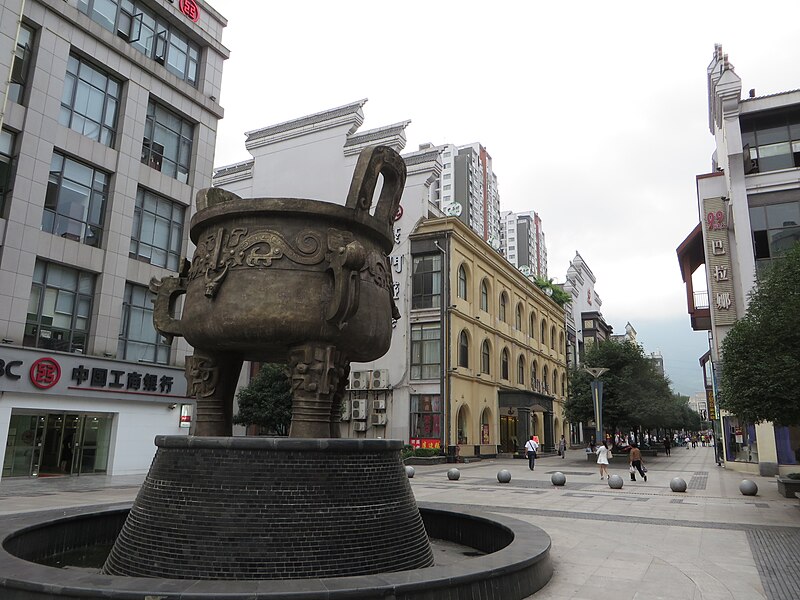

left=1, top=445, right=798, bottom=599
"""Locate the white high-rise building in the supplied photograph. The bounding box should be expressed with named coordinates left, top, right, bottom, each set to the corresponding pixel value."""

left=500, top=210, right=547, bottom=278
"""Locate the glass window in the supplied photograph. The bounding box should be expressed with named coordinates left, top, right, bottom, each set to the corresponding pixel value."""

left=741, top=109, right=800, bottom=173
left=43, top=153, right=108, bottom=247
left=8, top=23, right=34, bottom=105
left=541, top=320, right=547, bottom=345
left=517, top=356, right=524, bottom=385
left=499, top=293, right=507, bottom=322
left=542, top=365, right=549, bottom=393
left=118, top=282, right=170, bottom=363
left=480, top=279, right=489, bottom=312
left=481, top=340, right=490, bottom=374
left=751, top=200, right=800, bottom=271
left=501, top=348, right=509, bottom=380
left=142, top=99, right=194, bottom=182
left=531, top=361, right=538, bottom=390
left=78, top=0, right=201, bottom=87
left=530, top=312, right=536, bottom=339
left=411, top=254, right=441, bottom=309
left=411, top=323, right=440, bottom=380
left=457, top=265, right=467, bottom=300
left=24, top=260, right=94, bottom=353
left=0, top=130, right=15, bottom=217
left=551, top=326, right=556, bottom=349
left=410, top=395, right=442, bottom=441
left=458, top=330, right=469, bottom=368
left=129, top=187, right=184, bottom=270
left=515, top=303, right=523, bottom=330
left=60, top=54, right=121, bottom=147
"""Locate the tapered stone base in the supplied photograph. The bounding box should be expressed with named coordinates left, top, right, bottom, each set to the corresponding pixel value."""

left=102, top=436, right=433, bottom=580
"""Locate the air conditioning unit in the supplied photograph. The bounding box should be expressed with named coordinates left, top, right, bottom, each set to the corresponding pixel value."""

left=370, top=369, right=390, bottom=389
left=353, top=421, right=368, bottom=432
left=350, top=371, right=370, bottom=390
left=371, top=414, right=387, bottom=426
left=340, top=400, right=351, bottom=421
left=372, top=399, right=386, bottom=412
left=351, top=399, right=367, bottom=420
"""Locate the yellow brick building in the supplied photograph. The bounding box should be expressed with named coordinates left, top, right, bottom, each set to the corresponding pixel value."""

left=409, top=217, right=567, bottom=457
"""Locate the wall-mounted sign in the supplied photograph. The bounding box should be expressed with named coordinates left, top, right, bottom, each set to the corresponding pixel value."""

left=703, top=197, right=736, bottom=326
left=179, top=0, right=200, bottom=22
left=410, top=437, right=441, bottom=449
left=180, top=403, right=192, bottom=428
left=0, top=347, right=186, bottom=400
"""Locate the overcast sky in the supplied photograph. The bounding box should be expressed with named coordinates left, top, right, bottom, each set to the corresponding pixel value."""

left=211, top=1, right=800, bottom=395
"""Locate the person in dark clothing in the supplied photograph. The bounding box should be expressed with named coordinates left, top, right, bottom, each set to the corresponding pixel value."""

left=629, top=443, right=647, bottom=482
left=663, top=437, right=671, bottom=457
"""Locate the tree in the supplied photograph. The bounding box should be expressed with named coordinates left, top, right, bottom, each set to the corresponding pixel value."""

left=565, top=340, right=675, bottom=437
left=719, top=241, right=800, bottom=425
left=233, top=363, right=293, bottom=435
left=533, top=276, right=571, bottom=308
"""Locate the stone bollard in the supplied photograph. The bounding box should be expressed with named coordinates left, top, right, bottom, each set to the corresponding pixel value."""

left=608, top=474, right=624, bottom=489
left=739, top=479, right=758, bottom=496
left=670, top=477, right=687, bottom=492
left=551, top=472, right=566, bottom=486
left=497, top=469, right=512, bottom=484
left=447, top=468, right=461, bottom=481
left=405, top=466, right=415, bottom=478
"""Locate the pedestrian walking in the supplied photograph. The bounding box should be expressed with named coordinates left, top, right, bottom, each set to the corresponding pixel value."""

left=558, top=435, right=567, bottom=459
left=629, top=443, right=647, bottom=482
left=663, top=437, right=671, bottom=457
left=525, top=436, right=539, bottom=471
left=596, top=440, right=611, bottom=479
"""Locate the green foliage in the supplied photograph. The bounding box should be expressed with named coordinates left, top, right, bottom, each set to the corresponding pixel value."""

left=565, top=340, right=693, bottom=433
left=233, top=363, right=292, bottom=435
left=719, top=242, right=800, bottom=425
left=533, top=277, right=571, bottom=308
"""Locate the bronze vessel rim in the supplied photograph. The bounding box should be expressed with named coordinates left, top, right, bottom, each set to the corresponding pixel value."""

left=190, top=196, right=393, bottom=250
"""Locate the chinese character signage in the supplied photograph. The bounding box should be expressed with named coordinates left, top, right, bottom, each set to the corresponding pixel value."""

left=0, top=347, right=186, bottom=399
left=703, top=197, right=736, bottom=326
left=705, top=389, right=717, bottom=421
left=409, top=437, right=441, bottom=449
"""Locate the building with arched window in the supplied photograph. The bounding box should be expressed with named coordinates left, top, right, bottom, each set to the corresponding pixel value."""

left=410, top=216, right=568, bottom=457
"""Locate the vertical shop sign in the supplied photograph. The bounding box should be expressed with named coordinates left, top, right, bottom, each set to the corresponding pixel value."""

left=703, top=197, right=736, bottom=326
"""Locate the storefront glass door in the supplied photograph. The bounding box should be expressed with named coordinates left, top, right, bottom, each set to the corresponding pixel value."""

left=3, top=412, right=113, bottom=477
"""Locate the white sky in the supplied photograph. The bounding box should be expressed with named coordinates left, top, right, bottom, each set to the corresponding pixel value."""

left=211, top=1, right=800, bottom=394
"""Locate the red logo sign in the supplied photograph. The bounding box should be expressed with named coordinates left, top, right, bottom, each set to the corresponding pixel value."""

left=394, top=205, right=404, bottom=221
left=179, top=0, right=200, bottom=22
left=30, top=358, right=61, bottom=389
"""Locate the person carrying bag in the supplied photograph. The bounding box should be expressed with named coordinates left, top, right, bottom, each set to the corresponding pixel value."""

left=629, top=443, right=647, bottom=482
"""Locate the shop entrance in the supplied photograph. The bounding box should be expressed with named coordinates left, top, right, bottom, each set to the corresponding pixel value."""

left=499, top=415, right=518, bottom=453
left=3, top=412, right=113, bottom=478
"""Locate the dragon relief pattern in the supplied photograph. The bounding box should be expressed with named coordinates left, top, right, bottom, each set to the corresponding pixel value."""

left=188, top=227, right=327, bottom=297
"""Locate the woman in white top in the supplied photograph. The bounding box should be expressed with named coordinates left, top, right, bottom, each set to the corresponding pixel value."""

left=596, top=440, right=610, bottom=479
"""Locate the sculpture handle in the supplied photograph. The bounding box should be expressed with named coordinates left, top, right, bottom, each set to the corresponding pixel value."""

left=345, top=145, right=407, bottom=234
left=149, top=259, right=189, bottom=345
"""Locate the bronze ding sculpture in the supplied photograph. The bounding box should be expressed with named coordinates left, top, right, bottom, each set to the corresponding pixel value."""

left=150, top=145, right=403, bottom=438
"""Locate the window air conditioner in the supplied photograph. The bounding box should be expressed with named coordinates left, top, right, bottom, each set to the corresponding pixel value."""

left=371, top=414, right=387, bottom=426
left=350, top=371, right=370, bottom=390
left=370, top=369, right=389, bottom=389
left=351, top=399, right=367, bottom=420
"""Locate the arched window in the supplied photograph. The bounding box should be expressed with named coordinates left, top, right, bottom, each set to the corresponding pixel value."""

left=552, top=370, right=557, bottom=395
left=531, top=360, right=538, bottom=390
left=501, top=348, right=509, bottom=380
left=550, top=326, right=556, bottom=349
left=457, top=405, right=469, bottom=444
left=517, top=355, right=525, bottom=385
left=499, top=292, right=507, bottom=322
left=480, top=279, right=489, bottom=312
left=543, top=365, right=549, bottom=393
left=559, top=331, right=564, bottom=353
left=457, top=265, right=467, bottom=300
left=530, top=312, right=536, bottom=339
left=458, top=330, right=469, bottom=368
left=561, top=373, right=566, bottom=396
left=540, top=320, right=546, bottom=345
left=480, top=408, right=491, bottom=444
left=515, top=303, right=523, bottom=330
left=481, top=340, right=490, bottom=374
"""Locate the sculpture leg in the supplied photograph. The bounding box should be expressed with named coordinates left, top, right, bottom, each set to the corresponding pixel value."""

left=328, top=363, right=350, bottom=438
left=185, top=351, right=243, bottom=436
left=288, top=343, right=348, bottom=438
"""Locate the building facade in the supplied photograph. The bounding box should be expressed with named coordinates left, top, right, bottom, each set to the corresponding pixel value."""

left=500, top=210, right=547, bottom=279
left=0, top=0, right=228, bottom=480
left=409, top=217, right=567, bottom=455
left=677, top=45, right=800, bottom=475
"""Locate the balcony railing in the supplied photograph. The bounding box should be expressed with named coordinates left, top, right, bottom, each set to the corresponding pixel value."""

left=693, top=291, right=709, bottom=310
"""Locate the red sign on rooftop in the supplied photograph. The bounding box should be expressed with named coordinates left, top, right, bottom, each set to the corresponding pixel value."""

left=179, top=0, right=200, bottom=22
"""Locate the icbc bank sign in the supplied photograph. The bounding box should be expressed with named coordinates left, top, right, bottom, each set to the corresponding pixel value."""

left=0, top=350, right=187, bottom=399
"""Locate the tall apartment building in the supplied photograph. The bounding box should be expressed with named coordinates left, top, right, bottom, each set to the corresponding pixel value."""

left=677, top=45, right=800, bottom=475
left=0, top=0, right=228, bottom=480
left=500, top=210, right=547, bottom=278
left=431, top=142, right=500, bottom=247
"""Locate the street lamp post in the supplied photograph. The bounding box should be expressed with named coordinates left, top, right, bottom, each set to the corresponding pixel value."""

left=584, top=367, right=609, bottom=446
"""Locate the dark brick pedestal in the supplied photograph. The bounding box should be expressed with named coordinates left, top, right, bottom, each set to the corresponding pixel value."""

left=102, top=436, right=433, bottom=579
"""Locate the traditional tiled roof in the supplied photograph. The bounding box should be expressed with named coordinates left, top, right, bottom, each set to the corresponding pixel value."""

left=245, top=98, right=367, bottom=145
left=402, top=147, right=441, bottom=167
left=741, top=88, right=800, bottom=102
left=343, top=120, right=411, bottom=148
left=213, top=159, right=254, bottom=179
